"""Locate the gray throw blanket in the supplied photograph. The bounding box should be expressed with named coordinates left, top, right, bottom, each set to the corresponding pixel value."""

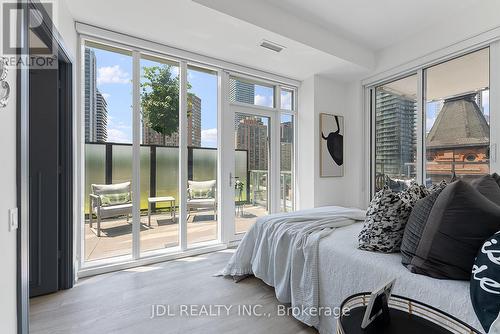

left=217, top=206, right=366, bottom=327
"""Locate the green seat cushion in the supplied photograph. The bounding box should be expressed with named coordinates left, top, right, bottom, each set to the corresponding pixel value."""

left=100, top=193, right=131, bottom=207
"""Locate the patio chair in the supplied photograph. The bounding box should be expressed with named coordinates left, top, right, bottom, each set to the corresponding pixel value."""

left=89, top=181, right=133, bottom=237
left=187, top=180, right=217, bottom=219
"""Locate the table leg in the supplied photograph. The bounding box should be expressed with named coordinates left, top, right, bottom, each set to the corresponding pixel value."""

left=171, top=200, right=176, bottom=221
left=148, top=202, right=151, bottom=226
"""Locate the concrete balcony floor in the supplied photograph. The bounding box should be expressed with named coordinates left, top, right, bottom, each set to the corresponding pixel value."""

left=84, top=205, right=267, bottom=262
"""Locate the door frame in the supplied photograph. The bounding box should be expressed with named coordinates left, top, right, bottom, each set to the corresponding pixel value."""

left=223, top=82, right=284, bottom=243
left=17, top=0, right=75, bottom=332
left=231, top=107, right=276, bottom=241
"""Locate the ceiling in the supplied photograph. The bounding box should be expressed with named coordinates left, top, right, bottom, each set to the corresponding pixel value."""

left=380, top=48, right=489, bottom=101
left=64, top=0, right=483, bottom=81
left=65, top=0, right=354, bottom=80
left=268, top=0, right=480, bottom=50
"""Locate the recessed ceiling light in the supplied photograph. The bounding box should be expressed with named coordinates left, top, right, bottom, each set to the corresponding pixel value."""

left=260, top=40, right=285, bottom=53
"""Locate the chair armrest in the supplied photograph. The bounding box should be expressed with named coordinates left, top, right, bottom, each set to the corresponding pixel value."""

left=89, top=194, right=101, bottom=207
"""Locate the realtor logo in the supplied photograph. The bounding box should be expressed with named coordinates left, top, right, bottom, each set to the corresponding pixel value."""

left=2, top=1, right=57, bottom=68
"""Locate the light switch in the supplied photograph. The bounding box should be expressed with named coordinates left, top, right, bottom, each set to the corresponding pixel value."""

left=8, top=208, right=18, bottom=231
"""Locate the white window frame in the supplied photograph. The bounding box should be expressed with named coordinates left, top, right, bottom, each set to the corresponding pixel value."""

left=224, top=74, right=297, bottom=242
left=75, top=24, right=299, bottom=277
left=364, top=40, right=500, bottom=204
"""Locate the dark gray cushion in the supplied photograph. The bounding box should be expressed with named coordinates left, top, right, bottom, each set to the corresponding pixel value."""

left=470, top=174, right=500, bottom=206
left=408, top=180, right=500, bottom=280
left=401, top=188, right=443, bottom=267
left=492, top=172, right=500, bottom=188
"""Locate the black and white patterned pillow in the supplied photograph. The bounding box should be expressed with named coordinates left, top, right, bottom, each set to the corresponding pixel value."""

left=427, top=179, right=447, bottom=193
left=471, top=231, right=500, bottom=333
left=401, top=182, right=429, bottom=206
left=358, top=183, right=427, bottom=253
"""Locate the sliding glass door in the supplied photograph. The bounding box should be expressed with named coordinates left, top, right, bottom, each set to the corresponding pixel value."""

left=81, top=39, right=297, bottom=268
left=139, top=54, right=180, bottom=253
left=374, top=74, right=418, bottom=192
left=226, top=76, right=296, bottom=239
left=233, top=112, right=270, bottom=234
left=186, top=65, right=219, bottom=246
left=424, top=48, right=490, bottom=185
left=370, top=47, right=493, bottom=195
left=83, top=42, right=134, bottom=262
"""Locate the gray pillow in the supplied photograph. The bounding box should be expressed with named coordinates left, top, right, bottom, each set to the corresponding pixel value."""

left=492, top=172, right=500, bottom=188
left=401, top=187, right=444, bottom=267
left=470, top=174, right=500, bottom=206
left=407, top=180, right=500, bottom=280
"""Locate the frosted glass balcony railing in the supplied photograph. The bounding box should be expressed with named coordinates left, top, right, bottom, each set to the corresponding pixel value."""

left=85, top=143, right=294, bottom=215
left=84, top=143, right=248, bottom=214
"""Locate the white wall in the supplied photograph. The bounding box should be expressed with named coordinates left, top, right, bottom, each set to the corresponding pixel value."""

left=56, top=0, right=77, bottom=60
left=297, top=75, right=367, bottom=210
left=0, top=1, right=19, bottom=332
left=375, top=1, right=500, bottom=74
left=296, top=76, right=315, bottom=209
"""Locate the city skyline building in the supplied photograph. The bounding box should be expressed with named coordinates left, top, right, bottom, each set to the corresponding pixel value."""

left=375, top=89, right=417, bottom=179
left=84, top=47, right=108, bottom=142
left=235, top=117, right=268, bottom=171
left=230, top=79, right=255, bottom=129
left=95, top=90, right=108, bottom=142
left=280, top=121, right=293, bottom=171
left=142, top=94, right=201, bottom=147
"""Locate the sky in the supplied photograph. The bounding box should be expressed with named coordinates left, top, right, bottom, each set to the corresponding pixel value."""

left=92, top=46, right=292, bottom=148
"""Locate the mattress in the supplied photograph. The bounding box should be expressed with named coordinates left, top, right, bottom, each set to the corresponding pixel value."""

left=317, top=222, right=482, bottom=334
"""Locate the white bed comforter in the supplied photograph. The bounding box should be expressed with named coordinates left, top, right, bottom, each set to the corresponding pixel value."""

left=317, top=223, right=482, bottom=333
left=218, top=206, right=366, bottom=327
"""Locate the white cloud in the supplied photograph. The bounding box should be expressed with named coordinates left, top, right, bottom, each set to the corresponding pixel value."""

left=107, top=128, right=131, bottom=143
left=255, top=94, right=273, bottom=108
left=201, top=128, right=217, bottom=148
left=107, top=117, right=132, bottom=143
left=281, top=92, right=292, bottom=110
left=97, top=65, right=130, bottom=85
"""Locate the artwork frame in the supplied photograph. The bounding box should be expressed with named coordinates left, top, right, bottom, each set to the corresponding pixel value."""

left=361, top=279, right=396, bottom=329
left=320, top=113, right=344, bottom=177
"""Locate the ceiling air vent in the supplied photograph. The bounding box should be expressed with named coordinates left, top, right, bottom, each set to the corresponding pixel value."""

left=260, top=40, right=285, bottom=53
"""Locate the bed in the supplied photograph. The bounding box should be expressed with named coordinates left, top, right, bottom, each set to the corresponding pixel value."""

left=317, top=222, right=482, bottom=333
left=220, top=206, right=482, bottom=333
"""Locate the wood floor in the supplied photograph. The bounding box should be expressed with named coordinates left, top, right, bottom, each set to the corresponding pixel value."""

left=84, top=206, right=266, bottom=261
left=30, top=249, right=317, bottom=334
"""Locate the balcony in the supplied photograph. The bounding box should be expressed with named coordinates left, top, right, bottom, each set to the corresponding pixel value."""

left=84, top=143, right=292, bottom=262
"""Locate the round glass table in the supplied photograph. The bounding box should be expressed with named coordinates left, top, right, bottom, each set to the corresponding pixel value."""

left=337, top=293, right=481, bottom=334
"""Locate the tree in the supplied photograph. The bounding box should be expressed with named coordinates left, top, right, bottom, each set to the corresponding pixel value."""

left=140, top=65, right=192, bottom=137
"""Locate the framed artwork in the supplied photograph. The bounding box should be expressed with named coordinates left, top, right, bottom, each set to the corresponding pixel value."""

left=361, top=279, right=395, bottom=329
left=320, top=113, right=344, bottom=177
